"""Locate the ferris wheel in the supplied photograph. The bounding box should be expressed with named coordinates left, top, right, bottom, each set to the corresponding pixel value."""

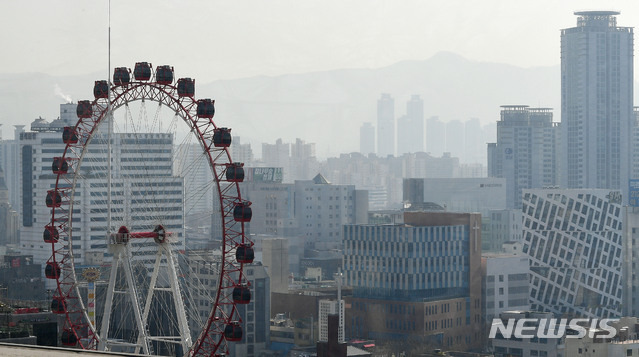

left=44, top=62, right=255, bottom=356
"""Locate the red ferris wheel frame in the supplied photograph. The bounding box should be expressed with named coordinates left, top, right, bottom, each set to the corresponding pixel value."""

left=45, top=64, right=253, bottom=356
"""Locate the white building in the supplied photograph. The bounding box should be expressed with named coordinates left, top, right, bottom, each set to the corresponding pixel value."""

left=318, top=299, right=344, bottom=343
left=262, top=237, right=289, bottom=294
left=19, top=105, right=185, bottom=280
left=482, top=254, right=530, bottom=323
left=561, top=11, right=633, bottom=195
left=241, top=174, right=368, bottom=253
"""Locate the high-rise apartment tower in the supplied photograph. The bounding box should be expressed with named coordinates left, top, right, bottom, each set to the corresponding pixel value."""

left=561, top=11, right=633, bottom=193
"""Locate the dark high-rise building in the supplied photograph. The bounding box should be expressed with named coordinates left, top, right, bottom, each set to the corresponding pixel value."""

left=397, top=95, right=424, bottom=155
left=561, top=11, right=633, bottom=193
left=377, top=94, right=395, bottom=157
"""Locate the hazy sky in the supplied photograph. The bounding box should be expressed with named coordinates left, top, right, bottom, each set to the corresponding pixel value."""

left=3, top=0, right=639, bottom=80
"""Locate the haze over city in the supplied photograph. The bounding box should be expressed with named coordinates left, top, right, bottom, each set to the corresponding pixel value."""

left=4, top=2, right=639, bottom=356
left=3, top=0, right=639, bottom=156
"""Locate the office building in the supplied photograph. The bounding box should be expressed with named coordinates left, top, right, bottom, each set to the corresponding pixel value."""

left=482, top=254, right=530, bottom=323
left=19, top=104, right=185, bottom=278
left=484, top=209, right=522, bottom=253
left=487, top=105, right=560, bottom=209
left=377, top=94, right=395, bottom=157
left=0, top=125, right=23, bottom=210
left=343, top=212, right=483, bottom=351
left=561, top=11, right=633, bottom=193
left=0, top=167, right=18, bottom=246
left=521, top=188, right=624, bottom=318
left=403, top=177, right=507, bottom=218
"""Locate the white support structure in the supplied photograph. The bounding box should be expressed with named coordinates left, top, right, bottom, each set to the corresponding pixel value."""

left=100, top=243, right=151, bottom=355
left=99, top=229, right=191, bottom=355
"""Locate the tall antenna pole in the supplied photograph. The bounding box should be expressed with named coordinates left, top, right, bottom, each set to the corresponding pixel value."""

left=107, top=0, right=113, bottom=252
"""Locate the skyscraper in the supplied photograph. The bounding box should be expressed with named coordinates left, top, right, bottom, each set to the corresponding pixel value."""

left=487, top=105, right=560, bottom=209
left=397, top=95, right=424, bottom=155
left=359, top=122, right=375, bottom=156
left=426, top=116, right=445, bottom=157
left=377, top=93, right=395, bottom=157
left=561, top=11, right=634, bottom=192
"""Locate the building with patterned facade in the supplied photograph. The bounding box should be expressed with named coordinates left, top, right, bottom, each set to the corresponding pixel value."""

left=343, top=212, right=482, bottom=351
left=521, top=188, right=624, bottom=318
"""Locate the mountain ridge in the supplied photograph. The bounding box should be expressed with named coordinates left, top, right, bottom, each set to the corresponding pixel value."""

left=0, top=52, right=561, bottom=156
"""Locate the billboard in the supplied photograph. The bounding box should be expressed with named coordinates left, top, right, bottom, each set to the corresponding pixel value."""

left=246, top=167, right=283, bottom=183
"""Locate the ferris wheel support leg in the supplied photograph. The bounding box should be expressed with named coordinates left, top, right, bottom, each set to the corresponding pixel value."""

left=122, top=245, right=151, bottom=355
left=136, top=249, right=163, bottom=355
left=163, top=243, right=192, bottom=355
left=98, top=248, right=120, bottom=351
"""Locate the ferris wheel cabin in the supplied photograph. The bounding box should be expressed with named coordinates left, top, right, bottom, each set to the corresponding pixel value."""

left=62, top=126, right=78, bottom=144
left=45, top=261, right=61, bottom=279
left=213, top=128, right=232, bottom=147
left=156, top=65, right=174, bottom=85
left=52, top=157, right=68, bottom=174
left=232, top=285, right=251, bottom=304
left=50, top=297, right=66, bottom=314
left=43, top=226, right=59, bottom=243
left=226, top=163, right=245, bottom=182
left=93, top=80, right=109, bottom=99
left=236, top=243, right=255, bottom=264
left=134, top=62, right=152, bottom=81
left=113, top=67, right=130, bottom=85
left=224, top=323, right=243, bottom=342
left=177, top=78, right=195, bottom=97
left=61, top=330, right=78, bottom=346
left=76, top=100, right=92, bottom=118
left=45, top=190, right=62, bottom=208
left=196, top=99, right=215, bottom=118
